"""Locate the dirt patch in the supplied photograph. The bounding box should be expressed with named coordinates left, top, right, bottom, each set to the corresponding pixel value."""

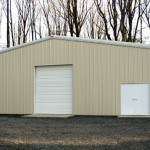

left=0, top=115, right=150, bottom=150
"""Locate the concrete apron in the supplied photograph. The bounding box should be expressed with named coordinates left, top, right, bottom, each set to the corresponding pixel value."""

left=118, top=115, right=150, bottom=118
left=23, top=114, right=74, bottom=118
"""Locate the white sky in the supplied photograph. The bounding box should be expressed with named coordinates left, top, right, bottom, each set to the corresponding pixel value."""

left=1, top=11, right=7, bottom=46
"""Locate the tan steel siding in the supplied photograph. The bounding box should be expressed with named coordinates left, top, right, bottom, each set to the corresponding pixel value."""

left=0, top=39, right=150, bottom=115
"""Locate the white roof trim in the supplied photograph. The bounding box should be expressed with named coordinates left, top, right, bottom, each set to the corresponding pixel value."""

left=0, top=35, right=150, bottom=54
left=0, top=36, right=52, bottom=54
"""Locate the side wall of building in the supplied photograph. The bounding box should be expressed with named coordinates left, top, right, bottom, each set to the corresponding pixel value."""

left=0, top=39, right=150, bottom=115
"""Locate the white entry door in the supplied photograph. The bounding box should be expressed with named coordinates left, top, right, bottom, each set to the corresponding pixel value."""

left=35, top=65, right=72, bottom=114
left=121, top=84, right=149, bottom=115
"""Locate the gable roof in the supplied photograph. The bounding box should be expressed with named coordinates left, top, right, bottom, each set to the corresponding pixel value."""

left=0, top=35, right=150, bottom=54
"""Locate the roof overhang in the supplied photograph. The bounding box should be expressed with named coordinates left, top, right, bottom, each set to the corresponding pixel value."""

left=0, top=35, right=150, bottom=54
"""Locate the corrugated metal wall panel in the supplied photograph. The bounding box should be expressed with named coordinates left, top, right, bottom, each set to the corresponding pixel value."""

left=0, top=39, right=150, bottom=115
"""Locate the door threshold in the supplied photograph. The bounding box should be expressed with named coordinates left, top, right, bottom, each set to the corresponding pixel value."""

left=23, top=114, right=74, bottom=118
left=118, top=115, right=150, bottom=118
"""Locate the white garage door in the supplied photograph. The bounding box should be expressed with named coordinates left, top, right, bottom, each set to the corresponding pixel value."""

left=121, top=84, right=149, bottom=115
left=35, top=65, right=72, bottom=114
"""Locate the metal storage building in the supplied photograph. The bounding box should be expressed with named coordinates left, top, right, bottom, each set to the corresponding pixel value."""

left=0, top=36, right=150, bottom=116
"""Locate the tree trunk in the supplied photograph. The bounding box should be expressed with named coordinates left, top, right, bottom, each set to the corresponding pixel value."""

left=10, top=0, right=15, bottom=46
left=140, top=8, right=142, bottom=43
left=23, top=21, right=26, bottom=43
left=7, top=0, right=10, bottom=47
left=18, top=17, right=21, bottom=45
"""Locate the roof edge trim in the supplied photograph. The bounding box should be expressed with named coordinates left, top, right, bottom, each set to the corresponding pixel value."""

left=54, top=35, right=150, bottom=49
left=0, top=36, right=52, bottom=54
left=0, top=35, right=150, bottom=54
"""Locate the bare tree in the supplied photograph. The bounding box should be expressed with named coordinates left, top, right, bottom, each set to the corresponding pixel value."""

left=30, top=0, right=37, bottom=41
left=38, top=8, right=43, bottom=38
left=1, top=0, right=150, bottom=47
left=107, top=0, right=119, bottom=41
left=40, top=0, right=52, bottom=36
left=50, top=2, right=61, bottom=35
left=40, top=0, right=68, bottom=36
left=94, top=0, right=112, bottom=40
left=118, top=0, right=127, bottom=41
left=9, top=0, right=15, bottom=46
left=87, top=11, right=96, bottom=39
left=126, top=0, right=149, bottom=42
left=3, top=0, right=19, bottom=46
left=84, top=9, right=105, bottom=39
left=52, top=0, right=93, bottom=37
left=94, top=0, right=149, bottom=42
left=7, top=0, right=10, bottom=47
left=18, top=10, right=21, bottom=44
left=16, top=0, right=32, bottom=43
left=126, top=0, right=141, bottom=42
left=143, top=0, right=150, bottom=29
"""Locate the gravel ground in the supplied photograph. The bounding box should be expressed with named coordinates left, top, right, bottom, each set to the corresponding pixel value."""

left=0, top=115, right=150, bottom=150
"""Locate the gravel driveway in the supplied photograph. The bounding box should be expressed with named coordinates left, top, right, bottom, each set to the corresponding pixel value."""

left=0, top=115, right=150, bottom=150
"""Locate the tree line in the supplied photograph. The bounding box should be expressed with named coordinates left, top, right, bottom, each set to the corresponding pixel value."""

left=1, top=0, right=150, bottom=48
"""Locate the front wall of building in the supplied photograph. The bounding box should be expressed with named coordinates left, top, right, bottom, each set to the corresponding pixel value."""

left=0, top=39, right=150, bottom=115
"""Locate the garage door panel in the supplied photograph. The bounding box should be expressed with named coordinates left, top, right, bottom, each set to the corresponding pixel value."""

left=36, top=90, right=72, bottom=93
left=36, top=78, right=72, bottom=83
left=36, top=95, right=72, bottom=98
left=36, top=92, right=72, bottom=96
left=36, top=110, right=72, bottom=114
left=36, top=70, right=72, bottom=75
left=36, top=75, right=72, bottom=78
left=36, top=100, right=71, bottom=103
left=36, top=67, right=72, bottom=71
left=36, top=85, right=72, bottom=88
left=36, top=99, right=72, bottom=103
left=35, top=65, right=72, bottom=114
left=36, top=96, right=72, bottom=101
left=36, top=104, right=72, bottom=114
left=36, top=87, right=72, bottom=92
left=36, top=72, right=72, bottom=76
left=36, top=103, right=72, bottom=107
left=36, top=110, right=72, bottom=113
